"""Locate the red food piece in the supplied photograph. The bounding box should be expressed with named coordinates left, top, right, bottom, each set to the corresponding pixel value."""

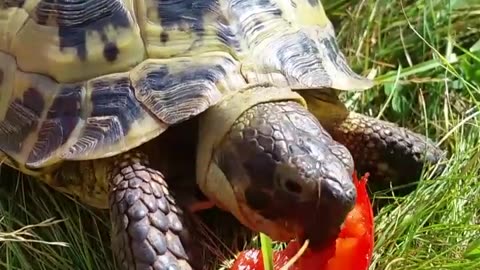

left=230, top=172, right=374, bottom=270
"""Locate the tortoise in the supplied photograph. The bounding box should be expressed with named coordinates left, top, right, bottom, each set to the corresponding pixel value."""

left=0, top=0, right=445, bottom=269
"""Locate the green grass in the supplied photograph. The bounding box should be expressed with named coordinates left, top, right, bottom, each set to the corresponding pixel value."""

left=1, top=0, right=480, bottom=269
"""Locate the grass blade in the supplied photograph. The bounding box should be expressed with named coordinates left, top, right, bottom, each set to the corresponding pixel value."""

left=260, top=233, right=274, bottom=270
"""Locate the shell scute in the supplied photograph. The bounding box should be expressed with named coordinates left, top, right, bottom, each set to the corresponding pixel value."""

left=0, top=0, right=376, bottom=169
left=0, top=52, right=60, bottom=165
left=43, top=85, right=83, bottom=146
left=0, top=96, right=40, bottom=159
left=60, top=73, right=165, bottom=163
left=232, top=0, right=373, bottom=90
left=88, top=76, right=141, bottom=138
left=0, top=52, right=19, bottom=118
left=0, top=3, right=28, bottom=53
left=131, top=53, right=245, bottom=125
left=10, top=0, right=146, bottom=83
left=32, top=0, right=131, bottom=62
left=154, top=0, right=217, bottom=29
left=0, top=50, right=164, bottom=167
left=136, top=0, right=241, bottom=59
left=27, top=85, right=82, bottom=166
left=0, top=0, right=26, bottom=7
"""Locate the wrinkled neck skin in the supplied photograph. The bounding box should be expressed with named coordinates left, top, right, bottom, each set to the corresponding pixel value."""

left=298, top=89, right=350, bottom=133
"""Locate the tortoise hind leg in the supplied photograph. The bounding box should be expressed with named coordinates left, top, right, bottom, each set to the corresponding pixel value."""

left=330, top=112, right=446, bottom=190
left=107, top=151, right=200, bottom=270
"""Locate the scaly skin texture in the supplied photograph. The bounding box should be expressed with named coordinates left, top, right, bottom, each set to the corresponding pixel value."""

left=300, top=90, right=445, bottom=192
left=108, top=152, right=199, bottom=270
left=330, top=112, right=445, bottom=190
left=214, top=101, right=356, bottom=247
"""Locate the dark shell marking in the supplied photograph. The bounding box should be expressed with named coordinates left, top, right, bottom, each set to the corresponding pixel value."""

left=0, top=51, right=242, bottom=168
left=0, top=0, right=25, bottom=8
left=6, top=0, right=144, bottom=83
left=32, top=0, right=131, bottom=62
left=229, top=0, right=372, bottom=90
left=132, top=55, right=242, bottom=125
left=0, top=0, right=371, bottom=169
left=1, top=0, right=367, bottom=86
left=141, top=0, right=241, bottom=57
left=0, top=90, right=41, bottom=156
left=156, top=0, right=218, bottom=31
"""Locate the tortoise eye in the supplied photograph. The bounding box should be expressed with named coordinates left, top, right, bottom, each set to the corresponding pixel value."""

left=284, top=178, right=303, bottom=194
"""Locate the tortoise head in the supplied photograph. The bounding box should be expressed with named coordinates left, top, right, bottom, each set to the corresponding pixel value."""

left=196, top=86, right=356, bottom=247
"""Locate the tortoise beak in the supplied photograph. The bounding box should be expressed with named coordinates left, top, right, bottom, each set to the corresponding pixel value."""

left=299, top=176, right=357, bottom=248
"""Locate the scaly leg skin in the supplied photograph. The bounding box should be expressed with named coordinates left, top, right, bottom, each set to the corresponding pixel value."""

left=330, top=112, right=446, bottom=191
left=108, top=151, right=199, bottom=270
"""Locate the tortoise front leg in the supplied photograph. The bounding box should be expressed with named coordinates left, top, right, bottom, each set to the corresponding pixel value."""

left=301, top=90, right=445, bottom=190
left=329, top=112, right=446, bottom=190
left=108, top=151, right=199, bottom=270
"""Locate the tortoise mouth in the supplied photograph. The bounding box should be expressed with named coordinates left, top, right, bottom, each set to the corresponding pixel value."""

left=236, top=200, right=299, bottom=242
left=292, top=178, right=356, bottom=248
left=235, top=199, right=344, bottom=246
left=232, top=176, right=356, bottom=247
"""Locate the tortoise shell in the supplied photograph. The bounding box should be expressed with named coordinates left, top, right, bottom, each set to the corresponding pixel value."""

left=0, top=0, right=372, bottom=169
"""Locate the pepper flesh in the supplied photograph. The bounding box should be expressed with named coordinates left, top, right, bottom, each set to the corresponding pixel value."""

left=230, top=172, right=374, bottom=270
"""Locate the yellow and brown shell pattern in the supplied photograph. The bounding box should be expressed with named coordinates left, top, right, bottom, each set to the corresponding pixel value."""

left=0, top=0, right=371, bottom=172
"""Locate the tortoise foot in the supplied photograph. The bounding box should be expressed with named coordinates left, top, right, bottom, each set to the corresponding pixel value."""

left=108, top=151, right=199, bottom=270
left=331, top=112, right=446, bottom=190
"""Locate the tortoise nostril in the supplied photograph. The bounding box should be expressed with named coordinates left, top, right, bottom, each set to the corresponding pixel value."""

left=284, top=179, right=302, bottom=194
